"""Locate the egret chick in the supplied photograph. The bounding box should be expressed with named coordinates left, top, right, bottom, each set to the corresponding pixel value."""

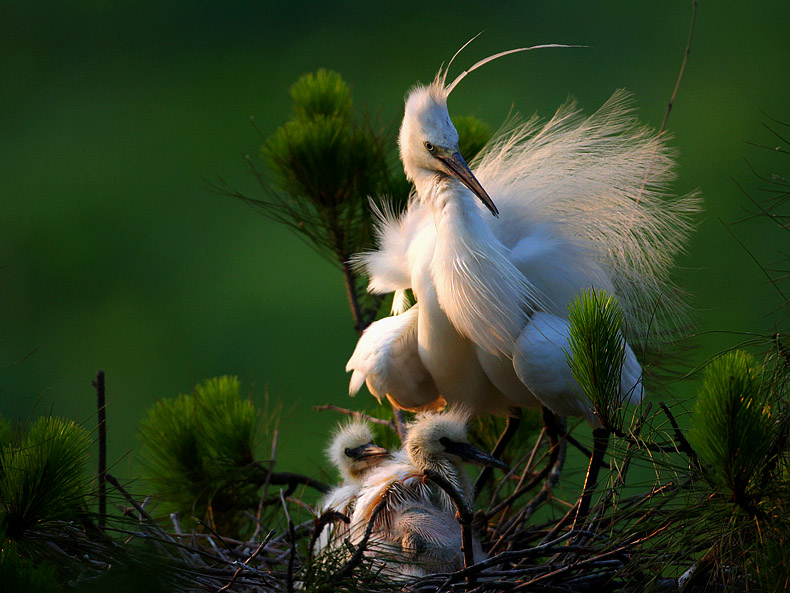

left=349, top=408, right=505, bottom=576
left=314, top=420, right=390, bottom=554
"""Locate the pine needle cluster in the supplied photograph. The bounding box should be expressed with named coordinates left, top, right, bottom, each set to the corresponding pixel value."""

left=138, top=375, right=272, bottom=536
left=214, top=69, right=499, bottom=332
left=566, top=288, right=628, bottom=429
left=0, top=417, right=91, bottom=539
left=678, top=351, right=790, bottom=591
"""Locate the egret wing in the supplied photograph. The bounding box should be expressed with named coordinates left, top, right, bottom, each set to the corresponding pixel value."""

left=354, top=199, right=434, bottom=312
left=346, top=304, right=442, bottom=411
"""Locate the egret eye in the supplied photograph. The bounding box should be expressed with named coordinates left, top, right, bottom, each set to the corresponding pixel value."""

left=424, top=141, right=435, bottom=153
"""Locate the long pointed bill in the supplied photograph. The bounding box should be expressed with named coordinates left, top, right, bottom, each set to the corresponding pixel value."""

left=345, top=442, right=390, bottom=461
left=437, top=151, right=499, bottom=217
left=441, top=439, right=508, bottom=470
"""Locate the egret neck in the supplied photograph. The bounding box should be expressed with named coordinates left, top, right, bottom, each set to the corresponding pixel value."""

left=426, top=178, right=537, bottom=358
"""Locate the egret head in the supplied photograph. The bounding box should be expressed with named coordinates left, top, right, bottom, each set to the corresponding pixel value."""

left=405, top=408, right=507, bottom=471
left=326, top=420, right=390, bottom=483
left=399, top=81, right=499, bottom=217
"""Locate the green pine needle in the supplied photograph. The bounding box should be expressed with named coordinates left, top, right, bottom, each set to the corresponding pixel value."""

left=290, top=68, right=352, bottom=123
left=566, top=288, right=627, bottom=428
left=689, top=350, right=777, bottom=502
left=0, top=417, right=91, bottom=539
left=194, top=375, right=258, bottom=468
left=138, top=376, right=268, bottom=534
left=0, top=542, right=59, bottom=593
left=0, top=416, right=13, bottom=448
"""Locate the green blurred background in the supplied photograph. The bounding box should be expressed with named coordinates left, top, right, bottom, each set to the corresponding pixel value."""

left=2, top=1, right=789, bottom=481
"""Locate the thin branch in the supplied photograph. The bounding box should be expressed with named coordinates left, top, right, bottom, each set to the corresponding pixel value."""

left=312, top=404, right=398, bottom=432
left=474, top=408, right=520, bottom=500
left=660, top=0, right=698, bottom=134
left=280, top=490, right=296, bottom=593
left=216, top=531, right=274, bottom=592
left=105, top=474, right=177, bottom=544
left=659, top=400, right=698, bottom=463
left=93, top=370, right=107, bottom=530
left=247, top=463, right=330, bottom=494
left=328, top=497, right=389, bottom=584
left=423, top=469, right=476, bottom=585
left=573, top=428, right=609, bottom=530
left=308, top=510, right=350, bottom=561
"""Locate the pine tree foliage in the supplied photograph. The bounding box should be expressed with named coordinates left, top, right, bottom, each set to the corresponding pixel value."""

left=0, top=416, right=91, bottom=539
left=214, top=69, right=501, bottom=332
left=0, top=416, right=13, bottom=448
left=0, top=541, right=59, bottom=593
left=670, top=350, right=790, bottom=592
left=689, top=351, right=778, bottom=502
left=566, top=288, right=628, bottom=429
left=260, top=69, right=395, bottom=263
left=138, top=375, right=271, bottom=535
left=289, top=68, right=353, bottom=123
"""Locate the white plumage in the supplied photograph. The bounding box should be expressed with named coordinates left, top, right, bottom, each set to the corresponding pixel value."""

left=314, top=420, right=390, bottom=555
left=347, top=57, right=699, bottom=426
left=348, top=409, right=503, bottom=578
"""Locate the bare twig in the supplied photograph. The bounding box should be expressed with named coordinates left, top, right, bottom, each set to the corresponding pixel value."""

left=490, top=437, right=567, bottom=554
left=216, top=532, right=273, bottom=592
left=329, top=497, right=389, bottom=584
left=574, top=428, right=610, bottom=530
left=474, top=408, right=520, bottom=500
left=105, top=474, right=177, bottom=544
left=660, top=0, right=698, bottom=135
left=659, top=401, right=698, bottom=463
left=247, top=463, right=330, bottom=494
left=308, top=510, right=350, bottom=561
left=280, top=490, right=296, bottom=593
left=342, top=259, right=367, bottom=334
left=313, top=404, right=399, bottom=433
left=93, top=370, right=107, bottom=530
left=424, top=469, right=476, bottom=585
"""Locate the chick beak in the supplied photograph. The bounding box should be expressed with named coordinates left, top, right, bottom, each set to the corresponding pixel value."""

left=436, top=151, right=499, bottom=217
left=441, top=438, right=508, bottom=470
left=345, top=442, right=390, bottom=462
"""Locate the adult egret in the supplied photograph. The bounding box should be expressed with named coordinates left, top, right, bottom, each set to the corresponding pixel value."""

left=348, top=408, right=505, bottom=576
left=348, top=46, right=698, bottom=428
left=314, top=420, right=390, bottom=554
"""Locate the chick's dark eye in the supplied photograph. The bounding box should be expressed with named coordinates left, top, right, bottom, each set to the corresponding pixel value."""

left=424, top=141, right=435, bottom=153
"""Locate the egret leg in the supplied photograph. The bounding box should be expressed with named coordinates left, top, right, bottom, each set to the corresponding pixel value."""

left=573, top=427, right=610, bottom=530
left=541, top=407, right=563, bottom=463
left=473, top=408, right=521, bottom=500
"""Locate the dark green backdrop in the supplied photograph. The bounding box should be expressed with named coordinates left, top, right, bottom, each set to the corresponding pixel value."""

left=2, top=1, right=789, bottom=480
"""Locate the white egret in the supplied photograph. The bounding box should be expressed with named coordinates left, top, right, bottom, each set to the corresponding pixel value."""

left=348, top=408, right=505, bottom=577
left=314, top=420, right=390, bottom=554
left=349, top=46, right=699, bottom=429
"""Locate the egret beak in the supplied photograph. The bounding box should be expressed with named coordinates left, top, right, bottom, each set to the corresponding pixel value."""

left=437, top=151, right=499, bottom=217
left=345, top=442, right=390, bottom=461
left=440, top=437, right=508, bottom=469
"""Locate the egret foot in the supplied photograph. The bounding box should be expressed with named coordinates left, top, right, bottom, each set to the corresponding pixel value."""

left=473, top=408, right=521, bottom=499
